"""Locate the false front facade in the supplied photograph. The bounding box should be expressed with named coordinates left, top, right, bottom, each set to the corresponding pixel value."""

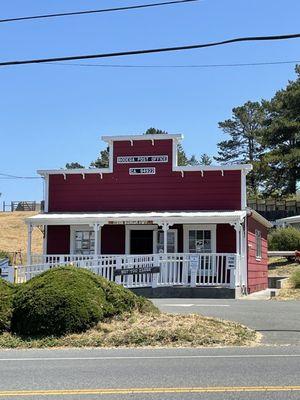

left=24, top=134, right=271, bottom=297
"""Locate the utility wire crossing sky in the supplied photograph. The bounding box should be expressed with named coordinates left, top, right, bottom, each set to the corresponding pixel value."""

left=0, top=0, right=198, bottom=23
left=1, top=33, right=300, bottom=67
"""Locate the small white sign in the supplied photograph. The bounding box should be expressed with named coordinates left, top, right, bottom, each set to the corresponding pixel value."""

left=190, top=255, right=199, bottom=269
left=117, top=155, right=168, bottom=164
left=129, top=167, right=156, bottom=175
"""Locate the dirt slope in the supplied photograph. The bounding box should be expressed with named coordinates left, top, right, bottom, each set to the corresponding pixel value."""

left=0, top=212, right=43, bottom=262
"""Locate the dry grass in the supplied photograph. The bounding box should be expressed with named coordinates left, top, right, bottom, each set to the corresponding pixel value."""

left=275, top=289, right=300, bottom=301
left=268, top=257, right=300, bottom=277
left=0, top=312, right=259, bottom=349
left=0, top=212, right=42, bottom=262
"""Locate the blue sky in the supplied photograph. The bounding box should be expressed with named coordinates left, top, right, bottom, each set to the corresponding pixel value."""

left=1, top=0, right=300, bottom=203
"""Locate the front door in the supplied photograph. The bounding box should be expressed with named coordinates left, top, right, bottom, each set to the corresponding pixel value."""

left=130, top=230, right=153, bottom=254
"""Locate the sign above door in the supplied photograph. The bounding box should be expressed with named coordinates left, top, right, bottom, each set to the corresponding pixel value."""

left=117, top=155, right=168, bottom=164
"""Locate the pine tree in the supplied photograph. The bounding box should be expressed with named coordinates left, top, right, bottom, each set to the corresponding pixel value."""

left=261, top=66, right=300, bottom=196
left=65, top=162, right=85, bottom=169
left=215, top=101, right=266, bottom=194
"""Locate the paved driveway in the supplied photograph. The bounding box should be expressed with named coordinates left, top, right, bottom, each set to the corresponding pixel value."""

left=152, top=298, right=300, bottom=345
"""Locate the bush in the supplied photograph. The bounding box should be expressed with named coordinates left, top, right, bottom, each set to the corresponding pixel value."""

left=268, top=227, right=300, bottom=251
left=0, top=278, right=15, bottom=333
left=11, top=267, right=157, bottom=337
left=290, top=270, right=300, bottom=289
left=0, top=251, right=12, bottom=265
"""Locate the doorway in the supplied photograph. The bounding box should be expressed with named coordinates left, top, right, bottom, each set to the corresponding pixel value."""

left=130, top=230, right=153, bottom=254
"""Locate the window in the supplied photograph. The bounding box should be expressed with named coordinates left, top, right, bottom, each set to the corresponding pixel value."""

left=74, top=230, right=95, bottom=255
left=255, top=230, right=262, bottom=259
left=188, top=229, right=212, bottom=253
left=156, top=230, right=177, bottom=253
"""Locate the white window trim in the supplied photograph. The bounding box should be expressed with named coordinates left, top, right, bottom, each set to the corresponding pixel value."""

left=70, top=225, right=96, bottom=254
left=125, top=225, right=157, bottom=254
left=125, top=225, right=178, bottom=254
left=154, top=228, right=178, bottom=254
left=183, top=224, right=216, bottom=253
left=255, top=229, right=262, bottom=261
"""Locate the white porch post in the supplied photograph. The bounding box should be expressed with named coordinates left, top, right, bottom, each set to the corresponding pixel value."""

left=27, top=223, right=33, bottom=265
left=233, top=222, right=242, bottom=288
left=91, top=223, right=104, bottom=255
left=161, top=222, right=171, bottom=254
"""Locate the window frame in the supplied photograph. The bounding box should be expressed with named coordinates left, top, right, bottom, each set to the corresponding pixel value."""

left=255, top=229, right=262, bottom=260
left=70, top=225, right=96, bottom=255
left=183, top=224, right=216, bottom=254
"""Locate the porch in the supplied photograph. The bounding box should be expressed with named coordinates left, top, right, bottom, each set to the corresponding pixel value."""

left=15, top=253, right=239, bottom=291
left=22, top=211, right=247, bottom=293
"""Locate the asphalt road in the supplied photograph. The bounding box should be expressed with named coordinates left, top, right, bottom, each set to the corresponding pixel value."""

left=0, top=347, right=300, bottom=399
left=153, top=298, right=300, bottom=345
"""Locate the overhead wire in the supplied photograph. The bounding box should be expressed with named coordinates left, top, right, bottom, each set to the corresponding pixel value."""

left=0, top=0, right=198, bottom=23
left=1, top=33, right=300, bottom=67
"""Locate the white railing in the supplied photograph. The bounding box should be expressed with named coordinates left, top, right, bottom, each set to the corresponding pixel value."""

left=14, top=253, right=238, bottom=288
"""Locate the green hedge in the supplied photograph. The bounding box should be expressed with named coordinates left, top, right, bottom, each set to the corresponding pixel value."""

left=0, top=279, right=15, bottom=333
left=268, top=227, right=300, bottom=251
left=10, top=267, right=157, bottom=337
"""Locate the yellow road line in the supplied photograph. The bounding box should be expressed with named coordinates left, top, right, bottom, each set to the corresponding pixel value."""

left=0, top=386, right=299, bottom=396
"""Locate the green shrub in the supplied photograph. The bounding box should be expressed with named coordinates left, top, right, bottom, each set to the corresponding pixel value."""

left=268, top=227, right=300, bottom=251
left=0, top=251, right=12, bottom=265
left=290, top=270, right=300, bottom=289
left=11, top=267, right=157, bottom=337
left=0, top=278, right=15, bottom=333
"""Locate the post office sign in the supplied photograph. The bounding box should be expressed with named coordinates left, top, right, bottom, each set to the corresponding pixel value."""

left=129, top=167, right=156, bottom=175
left=117, top=155, right=168, bottom=164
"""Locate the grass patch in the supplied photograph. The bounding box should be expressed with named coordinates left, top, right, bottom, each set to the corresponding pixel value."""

left=275, top=289, right=300, bottom=301
left=268, top=257, right=300, bottom=277
left=0, top=312, right=258, bottom=349
left=275, top=270, right=300, bottom=300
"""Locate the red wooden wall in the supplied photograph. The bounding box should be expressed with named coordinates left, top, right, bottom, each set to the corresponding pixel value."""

left=48, top=139, right=242, bottom=212
left=46, top=223, right=236, bottom=254
left=247, top=215, right=268, bottom=293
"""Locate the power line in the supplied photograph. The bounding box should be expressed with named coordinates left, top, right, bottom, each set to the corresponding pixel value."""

left=1, top=33, right=300, bottom=67
left=0, top=173, right=41, bottom=180
left=0, top=0, right=198, bottom=23
left=49, top=59, right=300, bottom=69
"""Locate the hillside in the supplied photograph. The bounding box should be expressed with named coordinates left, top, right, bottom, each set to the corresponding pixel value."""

left=0, top=212, right=43, bottom=262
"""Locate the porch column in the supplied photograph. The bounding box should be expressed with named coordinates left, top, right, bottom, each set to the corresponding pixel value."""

left=27, top=223, right=33, bottom=265
left=233, top=222, right=242, bottom=288
left=160, top=222, right=171, bottom=254
left=91, top=223, right=104, bottom=255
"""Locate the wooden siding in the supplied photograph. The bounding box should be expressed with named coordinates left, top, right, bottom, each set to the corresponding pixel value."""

left=101, top=225, right=125, bottom=254
left=46, top=223, right=235, bottom=255
left=247, top=215, right=268, bottom=293
left=47, top=225, right=70, bottom=254
left=216, top=224, right=236, bottom=253
left=48, top=139, right=241, bottom=212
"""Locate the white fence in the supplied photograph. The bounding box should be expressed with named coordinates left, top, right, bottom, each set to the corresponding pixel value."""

left=13, top=253, right=238, bottom=289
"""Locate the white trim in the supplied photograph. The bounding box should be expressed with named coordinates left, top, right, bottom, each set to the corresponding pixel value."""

left=44, top=175, right=49, bottom=212
left=102, top=134, right=183, bottom=143
left=43, top=225, right=48, bottom=255
left=241, top=169, right=247, bottom=210
left=125, top=225, right=158, bottom=254
left=155, top=228, right=178, bottom=254
left=26, top=211, right=247, bottom=226
left=70, top=225, right=97, bottom=255
left=183, top=224, right=216, bottom=253
left=247, top=208, right=272, bottom=228
left=37, top=164, right=252, bottom=177
left=255, top=229, right=262, bottom=260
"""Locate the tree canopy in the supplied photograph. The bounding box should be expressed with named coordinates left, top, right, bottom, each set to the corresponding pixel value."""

left=215, top=66, right=300, bottom=197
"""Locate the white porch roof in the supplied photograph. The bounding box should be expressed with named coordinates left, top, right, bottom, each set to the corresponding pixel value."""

left=26, top=210, right=247, bottom=226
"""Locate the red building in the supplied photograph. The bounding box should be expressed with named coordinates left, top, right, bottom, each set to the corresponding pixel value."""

left=25, top=134, right=271, bottom=297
